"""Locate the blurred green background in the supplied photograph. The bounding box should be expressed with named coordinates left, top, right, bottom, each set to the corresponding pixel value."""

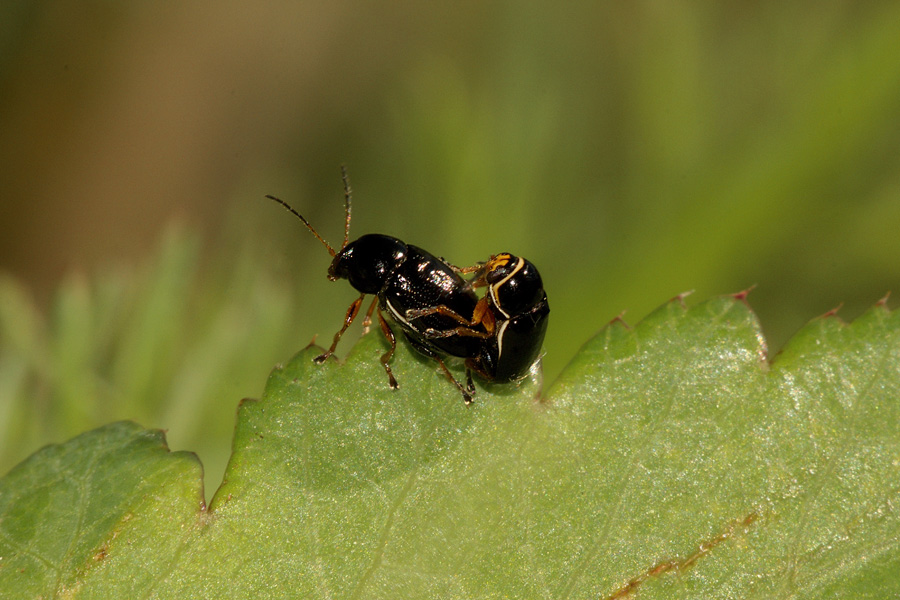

left=2, top=1, right=899, bottom=495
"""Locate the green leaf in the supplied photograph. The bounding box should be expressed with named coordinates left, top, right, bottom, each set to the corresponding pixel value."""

left=0, top=422, right=203, bottom=598
left=1, top=296, right=898, bottom=599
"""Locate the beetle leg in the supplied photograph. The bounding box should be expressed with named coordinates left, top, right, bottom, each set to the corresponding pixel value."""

left=468, top=253, right=515, bottom=287
left=361, top=297, right=379, bottom=334
left=405, top=304, right=469, bottom=324
left=465, top=357, right=491, bottom=382
left=472, top=297, right=495, bottom=332
left=376, top=308, right=399, bottom=389
left=406, top=296, right=494, bottom=331
left=435, top=358, right=475, bottom=405
left=444, top=260, right=485, bottom=275
left=414, top=298, right=496, bottom=340
left=423, top=327, right=491, bottom=339
left=316, top=293, right=365, bottom=363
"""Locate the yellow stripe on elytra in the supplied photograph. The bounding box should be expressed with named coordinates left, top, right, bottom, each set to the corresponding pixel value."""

left=488, top=255, right=524, bottom=319
left=488, top=253, right=512, bottom=270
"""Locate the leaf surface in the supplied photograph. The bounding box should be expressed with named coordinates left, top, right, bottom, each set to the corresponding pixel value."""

left=1, top=296, right=898, bottom=599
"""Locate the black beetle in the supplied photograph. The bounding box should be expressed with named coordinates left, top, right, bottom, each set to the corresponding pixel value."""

left=268, top=168, right=548, bottom=403
left=407, top=253, right=549, bottom=384
left=268, top=168, right=483, bottom=401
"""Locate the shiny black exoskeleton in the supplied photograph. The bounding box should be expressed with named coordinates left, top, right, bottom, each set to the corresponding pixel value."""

left=267, top=168, right=548, bottom=404
left=407, top=253, right=549, bottom=384
left=468, top=253, right=550, bottom=382
left=267, top=168, right=486, bottom=402
left=329, top=233, right=486, bottom=393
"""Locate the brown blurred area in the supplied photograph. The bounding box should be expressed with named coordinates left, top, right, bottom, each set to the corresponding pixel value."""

left=3, top=0, right=900, bottom=485
left=0, top=1, right=450, bottom=299
left=3, top=0, right=900, bottom=362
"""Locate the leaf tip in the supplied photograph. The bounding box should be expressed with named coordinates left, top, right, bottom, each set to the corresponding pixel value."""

left=731, top=284, right=757, bottom=303
left=302, top=334, right=320, bottom=352
left=818, top=302, right=845, bottom=320
left=671, top=290, right=694, bottom=308
left=609, top=310, right=631, bottom=330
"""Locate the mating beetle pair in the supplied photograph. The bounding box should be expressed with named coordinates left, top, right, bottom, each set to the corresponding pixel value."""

left=267, top=168, right=549, bottom=404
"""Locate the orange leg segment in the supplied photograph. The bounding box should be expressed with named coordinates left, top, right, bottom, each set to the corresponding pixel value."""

left=376, top=308, right=399, bottom=388
left=436, top=359, right=476, bottom=405
left=361, top=297, right=379, bottom=334
left=406, top=297, right=495, bottom=332
left=315, top=293, right=365, bottom=363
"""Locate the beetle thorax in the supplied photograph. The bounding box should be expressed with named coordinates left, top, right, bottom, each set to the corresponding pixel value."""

left=328, top=234, right=408, bottom=294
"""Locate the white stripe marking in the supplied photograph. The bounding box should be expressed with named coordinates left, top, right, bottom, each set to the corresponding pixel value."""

left=384, top=298, right=412, bottom=328
left=489, top=257, right=524, bottom=319
left=496, top=319, right=509, bottom=358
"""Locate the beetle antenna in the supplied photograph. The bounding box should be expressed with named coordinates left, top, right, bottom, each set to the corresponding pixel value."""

left=340, top=164, right=352, bottom=251
left=265, top=194, right=337, bottom=257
